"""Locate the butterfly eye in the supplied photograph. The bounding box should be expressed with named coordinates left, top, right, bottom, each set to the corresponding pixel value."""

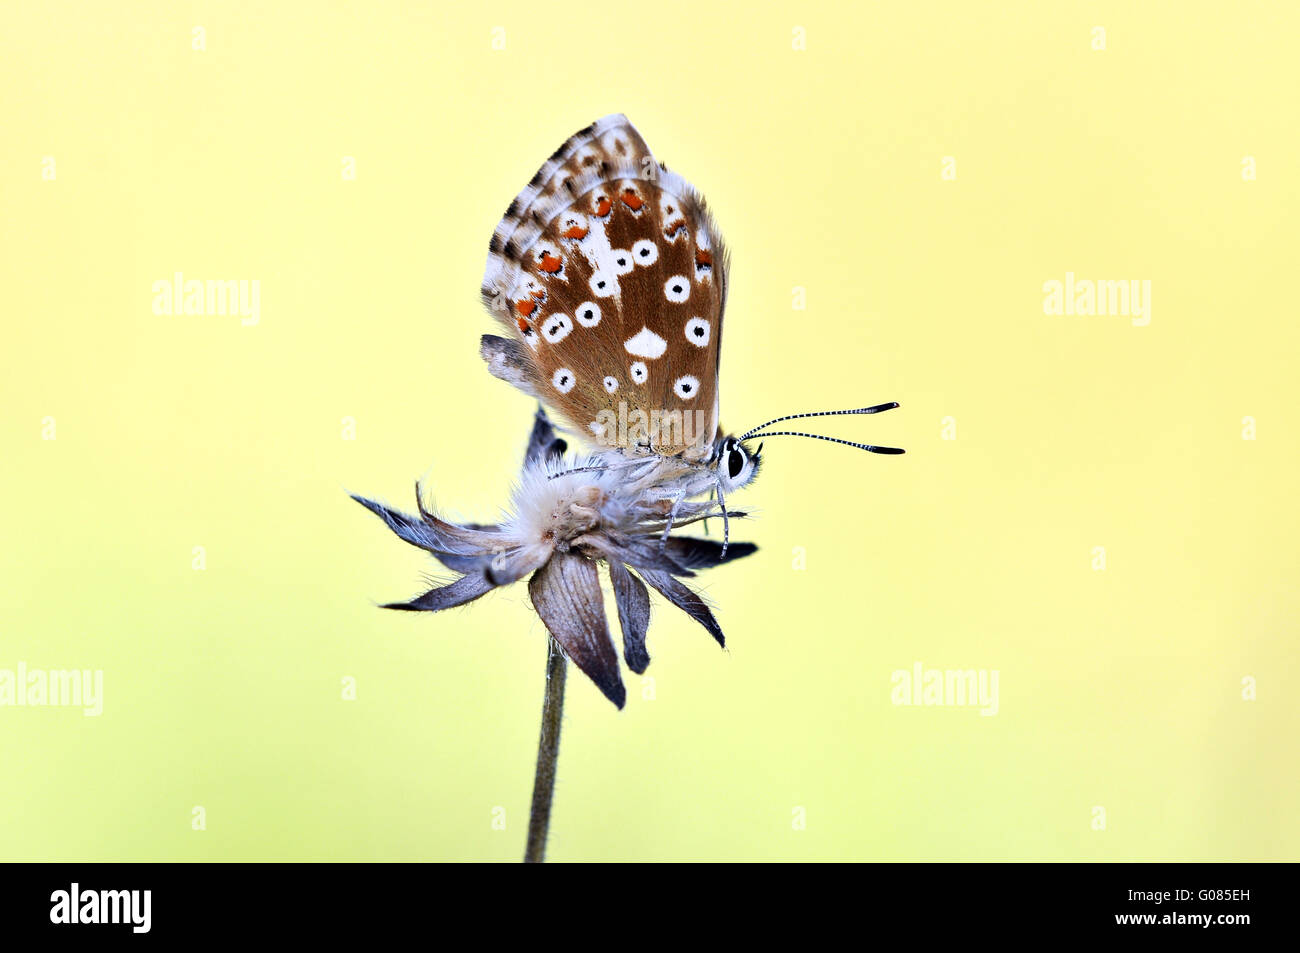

left=611, top=250, right=634, bottom=276
left=551, top=368, right=576, bottom=394
left=684, top=317, right=710, bottom=347
left=664, top=276, right=690, bottom=303
left=727, top=448, right=745, bottom=480
left=603, top=376, right=619, bottom=394
left=629, top=361, right=648, bottom=384
left=575, top=301, right=601, bottom=328
left=631, top=239, right=659, bottom=266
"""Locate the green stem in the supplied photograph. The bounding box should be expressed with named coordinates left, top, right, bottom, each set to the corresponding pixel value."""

left=524, top=637, right=566, bottom=863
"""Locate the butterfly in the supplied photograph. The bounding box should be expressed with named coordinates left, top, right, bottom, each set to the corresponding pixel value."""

left=478, top=114, right=903, bottom=552
left=353, top=114, right=903, bottom=709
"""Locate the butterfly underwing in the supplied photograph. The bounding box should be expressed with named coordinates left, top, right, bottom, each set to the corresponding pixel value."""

left=480, top=114, right=727, bottom=460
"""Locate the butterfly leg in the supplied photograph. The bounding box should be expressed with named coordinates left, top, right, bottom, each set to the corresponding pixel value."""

left=715, top=479, right=731, bottom=561
left=545, top=464, right=607, bottom=482
left=658, top=488, right=688, bottom=553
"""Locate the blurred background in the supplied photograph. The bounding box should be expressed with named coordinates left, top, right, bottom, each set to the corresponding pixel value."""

left=1, top=0, right=1296, bottom=860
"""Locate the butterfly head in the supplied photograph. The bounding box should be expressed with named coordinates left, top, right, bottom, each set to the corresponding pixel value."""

left=712, top=434, right=763, bottom=493
left=720, top=401, right=905, bottom=487
left=699, top=403, right=903, bottom=561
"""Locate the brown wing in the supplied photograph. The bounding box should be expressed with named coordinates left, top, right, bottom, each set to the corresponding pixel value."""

left=480, top=114, right=728, bottom=458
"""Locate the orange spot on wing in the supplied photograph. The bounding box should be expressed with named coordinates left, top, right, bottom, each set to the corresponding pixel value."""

left=515, top=299, right=537, bottom=317
left=594, top=197, right=611, bottom=216
left=562, top=226, right=589, bottom=240
left=516, top=316, right=532, bottom=333
left=621, top=189, right=644, bottom=211
left=539, top=253, right=563, bottom=273
left=695, top=249, right=713, bottom=267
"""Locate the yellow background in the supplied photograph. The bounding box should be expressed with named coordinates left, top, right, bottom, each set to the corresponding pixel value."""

left=2, top=1, right=1296, bottom=861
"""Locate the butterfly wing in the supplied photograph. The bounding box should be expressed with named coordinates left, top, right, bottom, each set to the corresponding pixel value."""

left=480, top=114, right=728, bottom=458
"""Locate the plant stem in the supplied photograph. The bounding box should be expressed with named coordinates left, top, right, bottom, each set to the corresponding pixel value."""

left=524, top=637, right=566, bottom=863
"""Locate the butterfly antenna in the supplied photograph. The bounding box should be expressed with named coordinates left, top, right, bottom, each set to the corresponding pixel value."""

left=741, top=430, right=905, bottom=455
left=740, top=403, right=898, bottom=441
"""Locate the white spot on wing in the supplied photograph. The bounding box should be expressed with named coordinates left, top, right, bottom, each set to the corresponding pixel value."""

left=673, top=375, right=700, bottom=400
left=629, top=361, right=648, bottom=384
left=684, top=317, right=710, bottom=347
left=575, top=302, right=601, bottom=327
left=552, top=368, right=576, bottom=394
left=631, top=239, right=658, bottom=266
left=664, top=276, right=690, bottom=303
left=541, top=313, right=572, bottom=343
left=624, top=327, right=667, bottom=359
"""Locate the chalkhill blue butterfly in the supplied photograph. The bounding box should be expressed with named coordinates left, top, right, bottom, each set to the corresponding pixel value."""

left=356, top=114, right=903, bottom=707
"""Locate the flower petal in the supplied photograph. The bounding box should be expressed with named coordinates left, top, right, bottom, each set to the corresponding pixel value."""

left=485, top=543, right=554, bottom=587
left=529, top=554, right=626, bottom=708
left=413, top=488, right=506, bottom=552
left=608, top=561, right=651, bottom=674
left=352, top=494, right=494, bottom=560
left=523, top=406, right=568, bottom=469
left=574, top=533, right=694, bottom=577
left=351, top=494, right=446, bottom=550
left=351, top=495, right=496, bottom=575
left=663, top=537, right=758, bottom=569
left=382, top=572, right=495, bottom=612
left=637, top=569, right=726, bottom=648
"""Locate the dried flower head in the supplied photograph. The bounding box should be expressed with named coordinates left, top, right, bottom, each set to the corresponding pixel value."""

left=353, top=408, right=755, bottom=708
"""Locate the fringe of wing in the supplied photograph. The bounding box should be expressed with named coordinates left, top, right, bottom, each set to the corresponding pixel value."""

left=481, top=114, right=646, bottom=320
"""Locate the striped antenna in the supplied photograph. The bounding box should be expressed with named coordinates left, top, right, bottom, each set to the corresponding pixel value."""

left=740, top=402, right=898, bottom=441
left=740, top=430, right=905, bottom=455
